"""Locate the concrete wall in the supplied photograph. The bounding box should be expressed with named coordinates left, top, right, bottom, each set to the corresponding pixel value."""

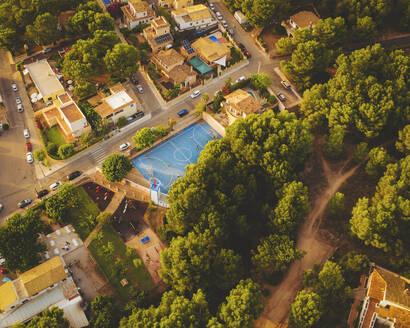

left=202, top=111, right=226, bottom=137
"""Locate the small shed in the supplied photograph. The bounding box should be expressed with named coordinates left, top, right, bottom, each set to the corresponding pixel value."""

left=234, top=11, right=247, bottom=24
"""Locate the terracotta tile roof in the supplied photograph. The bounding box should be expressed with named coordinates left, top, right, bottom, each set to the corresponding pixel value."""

left=376, top=304, right=410, bottom=328
left=129, top=0, right=150, bottom=12
left=60, top=103, right=83, bottom=123
left=155, top=49, right=185, bottom=68
left=367, top=269, right=386, bottom=300
left=58, top=93, right=71, bottom=104
left=152, top=16, right=169, bottom=28
left=20, top=257, right=67, bottom=297
left=0, top=281, right=17, bottom=311
left=192, top=37, right=230, bottom=62
left=376, top=267, right=410, bottom=308
left=290, top=11, right=320, bottom=28
left=224, top=89, right=262, bottom=115
left=168, top=64, right=196, bottom=84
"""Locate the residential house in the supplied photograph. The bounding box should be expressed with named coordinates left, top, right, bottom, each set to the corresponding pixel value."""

left=283, top=10, right=320, bottom=37
left=35, top=92, right=91, bottom=142
left=143, top=16, right=173, bottom=53
left=93, top=84, right=142, bottom=123
left=152, top=49, right=196, bottom=87
left=0, top=256, right=88, bottom=328
left=357, top=265, right=410, bottom=328
left=172, top=4, right=216, bottom=31
left=191, top=36, right=230, bottom=67
left=121, top=0, right=155, bottom=30
left=25, top=60, right=65, bottom=103
left=156, top=0, right=193, bottom=9
left=222, top=89, right=262, bottom=125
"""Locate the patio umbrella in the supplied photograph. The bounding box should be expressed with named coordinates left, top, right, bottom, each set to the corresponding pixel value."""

left=2, top=277, right=11, bottom=282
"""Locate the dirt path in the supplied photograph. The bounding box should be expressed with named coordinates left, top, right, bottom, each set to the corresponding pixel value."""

left=255, top=155, right=360, bottom=327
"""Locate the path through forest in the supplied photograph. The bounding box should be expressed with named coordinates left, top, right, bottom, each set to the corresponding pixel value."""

left=255, top=154, right=360, bottom=328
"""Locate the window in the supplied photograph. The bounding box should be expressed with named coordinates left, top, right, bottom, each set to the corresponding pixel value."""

left=114, top=109, right=124, bottom=115
left=106, top=114, right=113, bottom=119
left=130, top=104, right=134, bottom=107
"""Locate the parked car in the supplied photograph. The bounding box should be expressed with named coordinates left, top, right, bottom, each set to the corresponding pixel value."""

left=190, top=90, right=201, bottom=98
left=135, top=111, right=144, bottom=119
left=42, top=48, right=52, bottom=54
left=137, top=84, right=144, bottom=94
left=26, top=141, right=32, bottom=152
left=178, top=109, right=189, bottom=117
left=281, top=80, right=291, bottom=89
left=235, top=76, right=246, bottom=83
left=17, top=103, right=24, bottom=112
left=37, top=189, right=49, bottom=198
left=243, top=49, right=251, bottom=58
left=209, top=3, right=215, bottom=11
left=50, top=181, right=62, bottom=191
left=26, top=152, right=33, bottom=164
left=119, top=142, right=130, bottom=151
left=67, top=170, right=81, bottom=180
left=131, top=77, right=139, bottom=85
left=221, top=20, right=228, bottom=28
left=11, top=83, right=18, bottom=92
left=238, top=43, right=246, bottom=52
left=16, top=97, right=21, bottom=104
left=216, top=11, right=222, bottom=20
left=228, top=28, right=234, bottom=35
left=277, top=92, right=286, bottom=102
left=18, top=198, right=32, bottom=208
left=23, top=128, right=30, bottom=138
left=0, top=204, right=3, bottom=212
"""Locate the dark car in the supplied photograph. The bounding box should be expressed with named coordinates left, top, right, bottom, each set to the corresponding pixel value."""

left=238, top=43, right=246, bottom=52
left=135, top=111, right=144, bottom=119
left=177, top=109, right=189, bottom=117
left=68, top=170, right=81, bottom=181
left=37, top=189, right=49, bottom=198
left=18, top=198, right=32, bottom=208
left=244, top=49, right=251, bottom=58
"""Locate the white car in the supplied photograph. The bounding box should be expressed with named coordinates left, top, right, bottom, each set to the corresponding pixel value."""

left=50, top=181, right=62, bottom=191
left=12, top=83, right=18, bottom=92
left=137, top=84, right=144, bottom=94
left=23, top=128, right=30, bottom=138
left=16, top=97, right=22, bottom=105
left=190, top=90, right=201, bottom=98
left=235, top=76, right=246, bottom=83
left=17, top=103, right=24, bottom=112
left=26, top=152, right=33, bottom=164
left=216, top=12, right=222, bottom=20
left=119, top=142, right=130, bottom=151
left=209, top=3, right=215, bottom=10
left=281, top=80, right=291, bottom=89
left=221, top=20, right=228, bottom=28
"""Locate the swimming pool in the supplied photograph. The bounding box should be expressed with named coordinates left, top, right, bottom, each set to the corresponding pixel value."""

left=132, top=122, right=221, bottom=194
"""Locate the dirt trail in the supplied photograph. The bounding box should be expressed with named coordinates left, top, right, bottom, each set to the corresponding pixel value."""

left=255, top=155, right=359, bottom=327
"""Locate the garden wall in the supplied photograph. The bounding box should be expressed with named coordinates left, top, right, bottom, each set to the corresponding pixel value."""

left=202, top=111, right=226, bottom=137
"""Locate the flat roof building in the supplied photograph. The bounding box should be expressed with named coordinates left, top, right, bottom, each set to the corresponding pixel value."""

left=25, top=60, right=65, bottom=102
left=172, top=4, right=216, bottom=31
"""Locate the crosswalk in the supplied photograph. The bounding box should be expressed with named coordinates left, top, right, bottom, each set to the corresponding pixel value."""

left=91, top=146, right=107, bottom=165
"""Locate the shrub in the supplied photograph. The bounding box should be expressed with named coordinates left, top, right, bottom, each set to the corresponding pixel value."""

left=96, top=212, right=112, bottom=226
left=46, top=142, right=58, bottom=156
left=132, top=127, right=156, bottom=150
left=117, top=116, right=128, bottom=128
left=352, top=142, right=369, bottom=163
left=34, top=149, right=46, bottom=161
left=58, top=143, right=75, bottom=159
left=133, top=258, right=143, bottom=268
left=154, top=125, right=168, bottom=138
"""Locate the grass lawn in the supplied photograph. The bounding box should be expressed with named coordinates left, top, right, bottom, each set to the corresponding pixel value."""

left=45, top=126, right=66, bottom=146
left=88, top=224, right=155, bottom=301
left=67, top=187, right=99, bottom=240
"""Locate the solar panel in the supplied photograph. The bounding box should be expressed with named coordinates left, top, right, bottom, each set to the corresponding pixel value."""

left=182, top=39, right=195, bottom=54
left=154, top=33, right=172, bottom=44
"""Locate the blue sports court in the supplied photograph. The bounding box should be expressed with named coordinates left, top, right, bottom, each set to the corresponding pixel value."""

left=132, top=122, right=221, bottom=194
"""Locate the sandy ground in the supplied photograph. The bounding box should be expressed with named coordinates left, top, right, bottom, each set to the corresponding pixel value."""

left=255, top=152, right=360, bottom=327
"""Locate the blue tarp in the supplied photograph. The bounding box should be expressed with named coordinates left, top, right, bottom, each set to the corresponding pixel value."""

left=208, top=36, right=221, bottom=44
left=141, top=236, right=151, bottom=244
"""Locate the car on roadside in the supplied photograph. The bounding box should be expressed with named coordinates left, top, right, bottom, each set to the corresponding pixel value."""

left=50, top=181, right=62, bottom=191
left=178, top=109, right=189, bottom=117
left=221, top=20, right=228, bottom=28
left=18, top=198, right=32, bottom=208
left=243, top=49, right=251, bottom=58
left=23, top=128, right=30, bottom=138
left=68, top=170, right=82, bottom=180
left=0, top=204, right=3, bottom=212
left=216, top=11, right=222, bottom=20
left=42, top=48, right=52, bottom=54
left=190, top=90, right=201, bottom=98
left=119, top=142, right=130, bottom=151
left=16, top=97, right=22, bottom=105
left=131, top=77, right=139, bottom=85
left=238, top=43, right=246, bottom=52
left=17, top=103, right=24, bottom=112
left=235, top=76, right=246, bottom=83
left=277, top=92, right=286, bottom=102
left=137, top=84, right=144, bottom=94
left=135, top=111, right=144, bottom=119
left=11, top=83, right=18, bottom=92
left=281, top=80, right=291, bottom=89
left=26, top=152, right=33, bottom=164
left=209, top=3, right=215, bottom=11
left=37, top=189, right=49, bottom=198
left=26, top=141, right=32, bottom=152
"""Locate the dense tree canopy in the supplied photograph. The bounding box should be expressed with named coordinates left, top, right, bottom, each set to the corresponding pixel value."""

left=14, top=307, right=70, bottom=328
left=25, top=13, right=60, bottom=45
left=300, top=44, right=409, bottom=139
left=89, top=296, right=120, bottom=328
left=0, top=209, right=46, bottom=272
left=396, top=125, right=410, bottom=155
left=350, top=156, right=410, bottom=260
left=365, top=147, right=392, bottom=178
left=45, top=183, right=80, bottom=222
left=104, top=43, right=142, bottom=79
left=289, top=290, right=323, bottom=328
left=102, top=154, right=133, bottom=182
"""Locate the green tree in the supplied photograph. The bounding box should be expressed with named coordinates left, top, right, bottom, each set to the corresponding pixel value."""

left=365, top=147, right=392, bottom=178
left=249, top=73, right=271, bottom=91
left=67, top=10, right=96, bottom=35
left=281, top=40, right=330, bottom=90
left=46, top=142, right=58, bottom=156
left=352, top=142, right=369, bottom=163
left=46, top=183, right=80, bottom=222
left=242, top=0, right=291, bottom=27
left=275, top=37, right=295, bottom=55
left=116, top=116, right=127, bottom=128
left=218, top=279, right=263, bottom=328
left=328, top=192, right=345, bottom=219
left=34, top=149, right=46, bottom=161
left=0, top=27, right=21, bottom=51
left=132, top=127, right=156, bottom=150
left=396, top=124, right=410, bottom=155
left=119, top=290, right=211, bottom=328
left=338, top=251, right=369, bottom=285
left=74, top=79, right=97, bottom=99
left=313, top=17, right=347, bottom=47
left=89, top=296, right=120, bottom=328
left=154, top=125, right=168, bottom=137
left=88, top=12, right=114, bottom=32
left=289, top=290, right=323, bottom=328
left=354, top=16, right=377, bottom=42
left=251, top=234, right=304, bottom=276
left=104, top=43, right=141, bottom=78
left=26, top=13, right=60, bottom=45
left=23, top=307, right=70, bottom=328
left=102, top=154, right=133, bottom=182
left=96, top=212, right=112, bottom=226
left=0, top=209, right=46, bottom=272
left=58, top=143, right=75, bottom=159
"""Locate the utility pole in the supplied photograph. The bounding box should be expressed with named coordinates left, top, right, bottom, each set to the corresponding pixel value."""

left=257, top=61, right=261, bottom=74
